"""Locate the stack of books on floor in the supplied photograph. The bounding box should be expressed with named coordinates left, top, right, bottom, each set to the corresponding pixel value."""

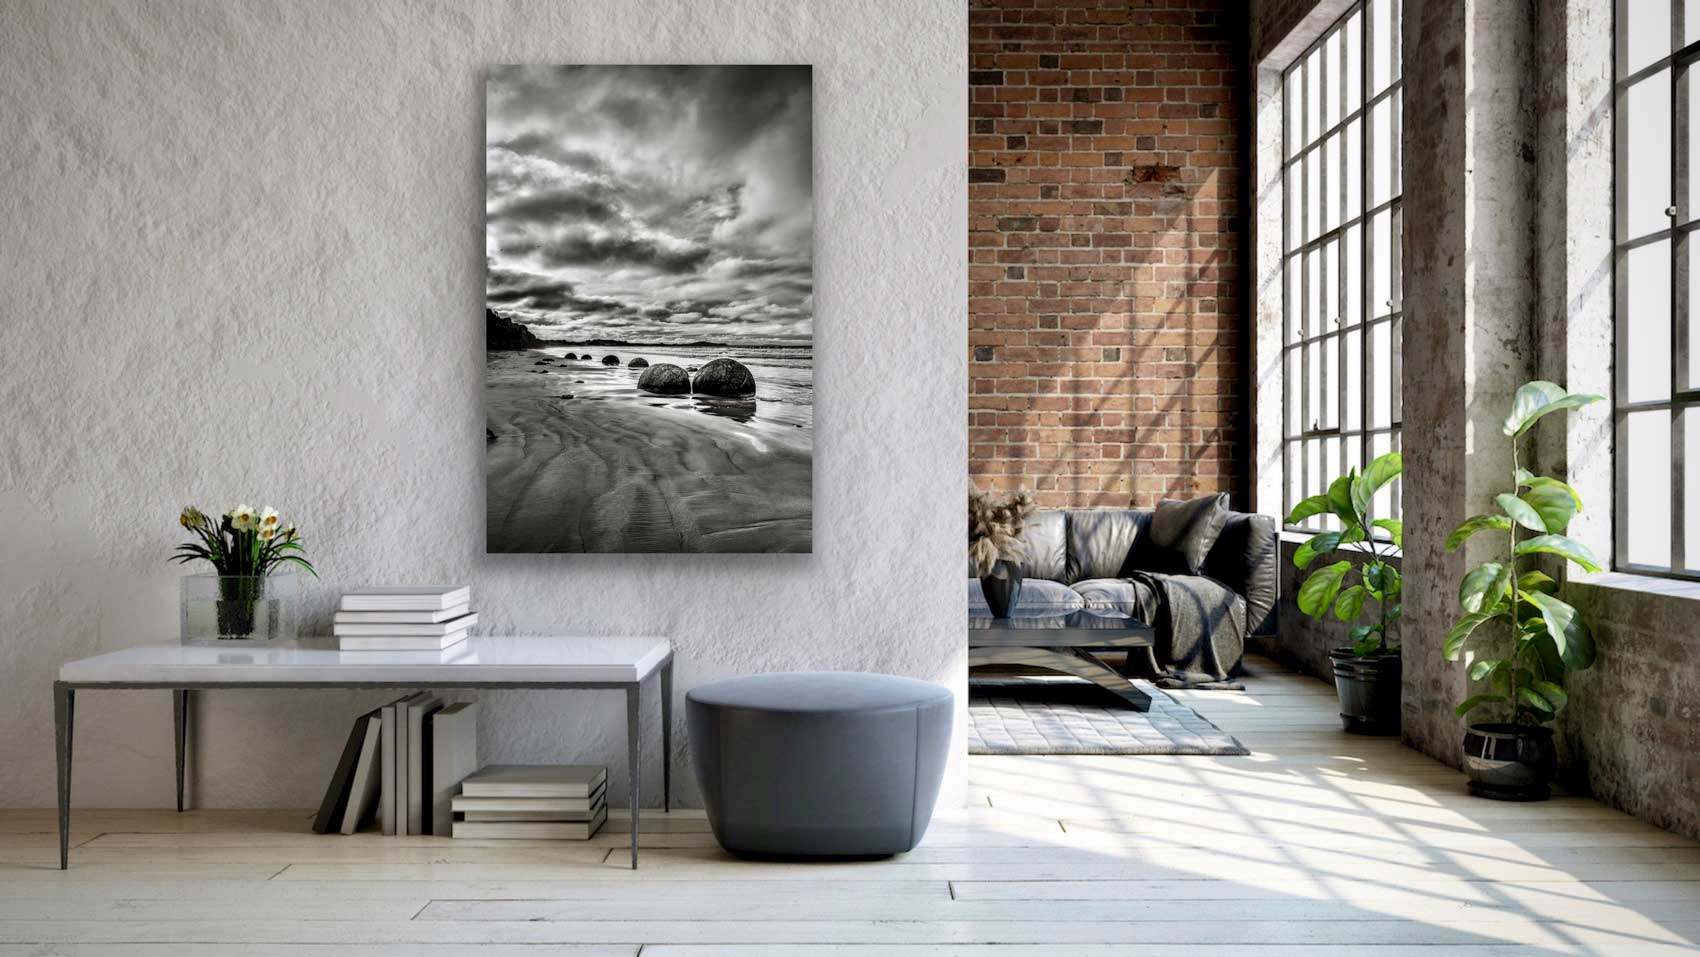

left=451, top=765, right=608, bottom=840
left=311, top=696, right=479, bottom=836
left=334, top=585, right=475, bottom=651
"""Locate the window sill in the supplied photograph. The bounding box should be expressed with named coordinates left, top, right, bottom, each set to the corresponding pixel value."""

left=1279, top=529, right=1403, bottom=560
left=1572, top=571, right=1700, bottom=604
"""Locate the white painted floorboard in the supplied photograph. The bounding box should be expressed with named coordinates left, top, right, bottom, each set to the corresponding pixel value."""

left=2, top=654, right=1696, bottom=955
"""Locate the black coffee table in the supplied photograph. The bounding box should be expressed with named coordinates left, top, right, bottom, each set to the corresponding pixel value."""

left=969, top=608, right=1156, bottom=711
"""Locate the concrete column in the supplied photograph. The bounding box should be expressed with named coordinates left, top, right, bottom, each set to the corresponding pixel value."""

left=1399, top=0, right=1539, bottom=764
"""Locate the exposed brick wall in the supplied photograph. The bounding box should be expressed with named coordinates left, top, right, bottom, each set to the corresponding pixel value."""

left=968, top=0, right=1244, bottom=509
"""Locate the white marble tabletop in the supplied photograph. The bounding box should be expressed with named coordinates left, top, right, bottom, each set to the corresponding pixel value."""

left=59, top=636, right=672, bottom=685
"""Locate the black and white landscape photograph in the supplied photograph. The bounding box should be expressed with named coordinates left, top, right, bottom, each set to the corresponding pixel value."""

left=484, top=65, right=813, bottom=553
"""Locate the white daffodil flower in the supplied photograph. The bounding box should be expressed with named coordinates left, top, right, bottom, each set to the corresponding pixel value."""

left=230, top=504, right=257, bottom=530
left=259, top=507, right=279, bottom=528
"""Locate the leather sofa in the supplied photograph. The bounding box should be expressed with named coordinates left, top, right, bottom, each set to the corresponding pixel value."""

left=969, top=507, right=1278, bottom=683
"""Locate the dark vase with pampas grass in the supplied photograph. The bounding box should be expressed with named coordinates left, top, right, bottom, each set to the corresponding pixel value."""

left=970, top=489, right=1035, bottom=618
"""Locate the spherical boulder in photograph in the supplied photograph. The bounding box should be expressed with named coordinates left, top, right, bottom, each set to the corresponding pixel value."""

left=637, top=363, right=691, bottom=395
left=602, top=355, right=620, bottom=366
left=629, top=357, right=650, bottom=368
left=692, top=358, right=757, bottom=397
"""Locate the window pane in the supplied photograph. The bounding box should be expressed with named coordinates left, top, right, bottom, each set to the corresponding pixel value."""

left=1286, top=164, right=1302, bottom=253
left=1369, top=431, right=1398, bottom=519
left=1626, top=409, right=1673, bottom=568
left=1307, top=247, right=1323, bottom=337
left=1370, top=94, right=1397, bottom=208
left=1345, top=11, right=1363, bottom=111
left=1690, top=236, right=1700, bottom=389
left=1306, top=47, right=1324, bottom=146
left=1624, top=72, right=1673, bottom=241
left=1323, top=132, right=1342, bottom=232
left=1369, top=0, right=1393, bottom=95
left=1623, top=0, right=1672, bottom=77
left=1286, top=64, right=1304, bottom=159
left=1390, top=314, right=1403, bottom=423
left=1324, top=29, right=1343, bottom=129
left=1286, top=256, right=1303, bottom=342
left=1345, top=118, right=1363, bottom=222
left=1370, top=208, right=1395, bottom=317
left=1344, top=327, right=1364, bottom=431
left=1688, top=410, right=1700, bottom=569
left=1369, top=319, right=1394, bottom=427
left=1306, top=150, right=1322, bottom=243
left=1286, top=350, right=1303, bottom=434
left=1344, top=223, right=1363, bottom=327
left=1626, top=239, right=1674, bottom=403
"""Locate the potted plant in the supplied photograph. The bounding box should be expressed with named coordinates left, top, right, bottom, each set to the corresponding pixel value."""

left=1284, top=451, right=1404, bottom=734
left=969, top=489, right=1035, bottom=618
left=1444, top=381, right=1602, bottom=801
left=173, top=504, right=317, bottom=643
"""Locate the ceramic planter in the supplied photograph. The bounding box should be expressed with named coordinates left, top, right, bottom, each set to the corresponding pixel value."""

left=1462, top=722, right=1557, bottom=801
left=1329, top=648, right=1401, bottom=734
left=979, top=559, right=1023, bottom=618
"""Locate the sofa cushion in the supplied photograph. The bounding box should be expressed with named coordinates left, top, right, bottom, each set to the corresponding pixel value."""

left=1064, top=509, right=1149, bottom=583
left=1019, top=511, right=1068, bottom=581
left=967, top=577, right=1083, bottom=617
left=1131, top=493, right=1230, bottom=575
left=1072, top=577, right=1160, bottom=619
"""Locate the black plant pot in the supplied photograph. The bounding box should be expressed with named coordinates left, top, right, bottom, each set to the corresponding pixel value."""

left=1329, top=648, right=1401, bottom=735
left=979, top=560, right=1023, bottom=619
left=1462, top=723, right=1557, bottom=801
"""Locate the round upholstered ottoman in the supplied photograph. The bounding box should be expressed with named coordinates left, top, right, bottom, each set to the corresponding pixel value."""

left=687, top=671, right=953, bottom=858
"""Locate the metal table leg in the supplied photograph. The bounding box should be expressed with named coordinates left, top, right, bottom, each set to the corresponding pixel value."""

left=661, top=658, right=672, bottom=813
left=54, top=682, right=74, bottom=870
left=173, top=689, right=189, bottom=812
left=625, top=681, right=642, bottom=869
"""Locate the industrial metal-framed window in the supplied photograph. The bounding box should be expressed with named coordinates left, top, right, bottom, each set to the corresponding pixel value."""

left=1280, top=0, right=1404, bottom=533
left=1615, top=0, right=1700, bottom=579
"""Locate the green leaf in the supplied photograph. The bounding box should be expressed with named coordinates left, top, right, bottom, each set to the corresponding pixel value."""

left=1502, top=381, right=1605, bottom=437
left=1447, top=514, right=1512, bottom=552
left=1285, top=494, right=1333, bottom=526
left=1364, top=561, right=1400, bottom=598
left=1349, top=623, right=1376, bottom=640
left=1496, top=493, right=1546, bottom=534
left=1352, top=452, right=1403, bottom=517
left=1517, top=469, right=1584, bottom=510
left=1351, top=634, right=1384, bottom=656
left=1514, top=534, right=1603, bottom=573
left=1444, top=610, right=1498, bottom=659
left=1530, top=679, right=1569, bottom=713
left=1517, top=570, right=1558, bottom=594
left=1454, top=693, right=1506, bottom=718
left=1521, top=590, right=1597, bottom=669
left=1517, top=686, right=1556, bottom=718
left=1327, top=474, right=1360, bottom=526
left=1520, top=483, right=1578, bottom=534
left=1297, top=560, right=1352, bottom=618
left=1468, top=657, right=1505, bottom=682
left=1293, top=531, right=1343, bottom=570
left=1458, top=563, right=1506, bottom=613
left=1371, top=518, right=1403, bottom=547
left=1334, top=584, right=1367, bottom=622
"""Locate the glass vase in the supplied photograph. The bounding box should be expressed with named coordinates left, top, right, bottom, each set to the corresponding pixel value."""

left=179, top=573, right=299, bottom=645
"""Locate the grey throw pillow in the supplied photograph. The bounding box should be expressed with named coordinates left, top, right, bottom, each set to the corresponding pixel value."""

left=1129, top=493, right=1230, bottom=575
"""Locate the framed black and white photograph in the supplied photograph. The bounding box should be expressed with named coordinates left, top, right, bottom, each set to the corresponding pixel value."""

left=484, top=65, right=813, bottom=553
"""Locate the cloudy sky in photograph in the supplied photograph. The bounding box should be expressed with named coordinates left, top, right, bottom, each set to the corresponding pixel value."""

left=486, top=65, right=812, bottom=346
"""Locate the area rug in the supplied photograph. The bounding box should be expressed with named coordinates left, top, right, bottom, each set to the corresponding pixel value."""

left=969, top=677, right=1248, bottom=755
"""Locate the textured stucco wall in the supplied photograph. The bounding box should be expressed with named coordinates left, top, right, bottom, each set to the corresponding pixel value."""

left=0, top=0, right=967, bottom=809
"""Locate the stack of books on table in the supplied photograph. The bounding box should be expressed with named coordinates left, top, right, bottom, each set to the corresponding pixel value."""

left=450, top=765, right=608, bottom=840
left=334, top=585, right=475, bottom=651
left=310, top=697, right=479, bottom=836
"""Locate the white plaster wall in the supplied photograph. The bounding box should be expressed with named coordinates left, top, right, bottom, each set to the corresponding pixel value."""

left=0, top=0, right=967, bottom=810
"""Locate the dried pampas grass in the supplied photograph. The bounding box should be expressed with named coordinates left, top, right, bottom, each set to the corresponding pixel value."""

left=969, top=488, right=1036, bottom=577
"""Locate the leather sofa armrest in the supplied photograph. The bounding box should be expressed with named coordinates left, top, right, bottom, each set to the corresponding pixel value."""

left=1201, top=512, right=1279, bottom=638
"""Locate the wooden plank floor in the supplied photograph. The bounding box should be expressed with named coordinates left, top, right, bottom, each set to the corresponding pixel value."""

left=3, top=654, right=1697, bottom=955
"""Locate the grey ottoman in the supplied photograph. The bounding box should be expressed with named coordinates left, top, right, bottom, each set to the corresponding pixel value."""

left=687, top=671, right=953, bottom=858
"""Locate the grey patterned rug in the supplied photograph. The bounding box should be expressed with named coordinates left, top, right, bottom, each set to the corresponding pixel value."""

left=969, top=677, right=1248, bottom=755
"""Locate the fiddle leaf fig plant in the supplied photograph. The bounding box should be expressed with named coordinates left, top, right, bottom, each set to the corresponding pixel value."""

left=1444, top=381, right=1603, bottom=725
left=1284, top=451, right=1404, bottom=657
